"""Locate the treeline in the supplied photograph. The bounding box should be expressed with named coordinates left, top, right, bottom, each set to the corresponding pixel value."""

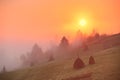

left=20, top=36, right=72, bottom=67
left=20, top=31, right=108, bottom=67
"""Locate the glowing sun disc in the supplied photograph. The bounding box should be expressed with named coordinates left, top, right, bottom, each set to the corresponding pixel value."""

left=79, top=19, right=86, bottom=26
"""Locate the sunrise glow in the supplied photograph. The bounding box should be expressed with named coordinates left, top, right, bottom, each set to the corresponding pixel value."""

left=0, top=0, right=120, bottom=75
left=77, top=19, right=90, bottom=34
left=79, top=19, right=86, bottom=26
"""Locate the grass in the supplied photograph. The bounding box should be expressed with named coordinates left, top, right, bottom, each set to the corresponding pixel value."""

left=0, top=46, right=120, bottom=80
left=0, top=33, right=120, bottom=80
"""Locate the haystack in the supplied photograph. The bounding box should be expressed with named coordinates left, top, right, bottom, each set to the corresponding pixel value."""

left=89, top=56, right=95, bottom=65
left=73, top=57, right=85, bottom=69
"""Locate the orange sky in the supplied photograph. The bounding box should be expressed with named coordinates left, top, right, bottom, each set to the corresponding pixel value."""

left=0, top=0, right=120, bottom=44
left=0, top=0, right=120, bottom=70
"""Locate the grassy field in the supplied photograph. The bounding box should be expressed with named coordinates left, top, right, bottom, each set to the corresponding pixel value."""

left=0, top=33, right=120, bottom=80
left=0, top=45, right=120, bottom=80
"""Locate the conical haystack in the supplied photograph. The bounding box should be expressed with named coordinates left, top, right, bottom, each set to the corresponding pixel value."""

left=73, top=57, right=85, bottom=69
left=89, top=56, right=95, bottom=65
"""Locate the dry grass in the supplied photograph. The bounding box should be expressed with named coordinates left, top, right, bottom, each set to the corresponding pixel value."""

left=62, top=72, right=92, bottom=80
left=0, top=46, right=120, bottom=80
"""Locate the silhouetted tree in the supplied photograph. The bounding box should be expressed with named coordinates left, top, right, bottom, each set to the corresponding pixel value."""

left=20, top=52, right=31, bottom=66
left=30, top=44, right=44, bottom=65
left=59, top=36, right=69, bottom=48
left=30, top=62, right=34, bottom=67
left=31, top=43, right=43, bottom=54
left=82, top=42, right=88, bottom=51
left=20, top=54, right=27, bottom=65
left=56, top=36, right=71, bottom=58
left=87, top=30, right=100, bottom=42
left=48, top=53, right=54, bottom=62
left=1, top=66, right=6, bottom=73
left=89, top=56, right=95, bottom=65
left=94, top=33, right=100, bottom=39
left=101, top=34, right=108, bottom=38
left=21, top=43, right=45, bottom=67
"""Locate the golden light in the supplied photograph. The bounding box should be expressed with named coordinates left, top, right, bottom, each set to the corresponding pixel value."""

left=77, top=19, right=90, bottom=34
left=79, top=19, right=86, bottom=26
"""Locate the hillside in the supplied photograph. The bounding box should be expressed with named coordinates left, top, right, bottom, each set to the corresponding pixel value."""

left=0, top=33, right=120, bottom=80
left=0, top=46, right=120, bottom=80
left=80, top=33, right=120, bottom=54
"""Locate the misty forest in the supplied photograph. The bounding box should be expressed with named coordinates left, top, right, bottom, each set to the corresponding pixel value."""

left=0, top=0, right=120, bottom=80
left=0, top=31, right=120, bottom=80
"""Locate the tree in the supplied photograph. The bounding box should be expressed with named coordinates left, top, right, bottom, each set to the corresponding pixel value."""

left=94, top=33, right=100, bottom=39
left=48, top=53, right=54, bottom=62
left=3, top=66, right=6, bottom=72
left=30, top=43, right=44, bottom=65
left=1, top=66, right=6, bottom=73
left=20, top=54, right=27, bottom=65
left=82, top=42, right=89, bottom=51
left=57, top=36, right=71, bottom=58
left=31, top=43, right=43, bottom=54
left=21, top=43, right=45, bottom=67
left=59, top=36, right=69, bottom=48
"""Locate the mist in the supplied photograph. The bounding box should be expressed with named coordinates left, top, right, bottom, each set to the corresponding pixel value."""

left=0, top=31, right=81, bottom=71
left=0, top=0, right=120, bottom=72
left=0, top=40, right=55, bottom=71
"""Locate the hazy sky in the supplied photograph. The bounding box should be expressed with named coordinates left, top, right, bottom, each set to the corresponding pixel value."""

left=0, top=0, right=120, bottom=70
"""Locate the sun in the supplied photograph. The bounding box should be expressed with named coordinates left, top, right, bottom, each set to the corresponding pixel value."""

left=79, top=19, right=86, bottom=26
left=77, top=19, right=89, bottom=34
